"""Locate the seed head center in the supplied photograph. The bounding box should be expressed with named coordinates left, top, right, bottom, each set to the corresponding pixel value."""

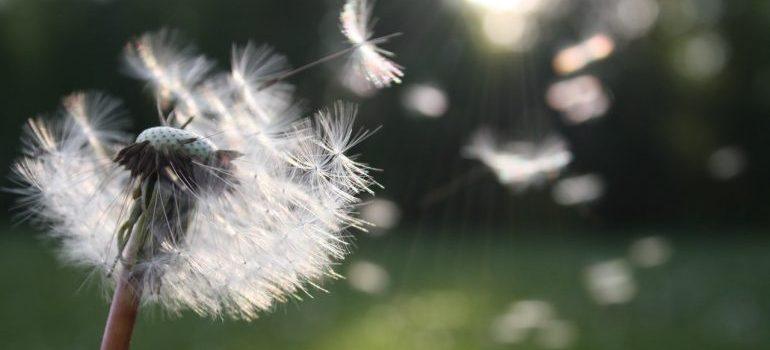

left=136, top=126, right=216, bottom=159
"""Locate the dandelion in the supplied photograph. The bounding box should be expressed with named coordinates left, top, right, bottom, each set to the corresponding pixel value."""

left=340, top=0, right=404, bottom=88
left=12, top=27, right=390, bottom=349
left=463, top=128, right=572, bottom=191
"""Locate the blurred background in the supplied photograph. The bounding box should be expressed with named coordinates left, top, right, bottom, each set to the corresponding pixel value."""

left=1, top=0, right=769, bottom=349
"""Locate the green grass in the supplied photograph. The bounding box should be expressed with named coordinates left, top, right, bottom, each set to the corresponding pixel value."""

left=1, top=228, right=769, bottom=349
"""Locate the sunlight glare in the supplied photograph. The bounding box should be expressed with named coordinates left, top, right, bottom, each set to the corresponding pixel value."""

left=481, top=13, right=539, bottom=51
left=466, top=0, right=539, bottom=13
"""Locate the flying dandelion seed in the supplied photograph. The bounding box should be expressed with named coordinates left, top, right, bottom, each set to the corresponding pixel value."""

left=552, top=34, right=615, bottom=75
left=360, top=198, right=401, bottom=235
left=347, top=260, right=390, bottom=294
left=584, top=259, right=636, bottom=305
left=611, top=0, right=660, bottom=39
left=11, top=25, right=399, bottom=349
left=546, top=74, right=611, bottom=124
left=707, top=146, right=746, bottom=181
left=507, top=300, right=555, bottom=328
left=552, top=174, right=605, bottom=206
left=535, top=319, right=577, bottom=349
left=673, top=31, right=729, bottom=81
left=464, top=128, right=572, bottom=191
left=490, top=312, right=532, bottom=344
left=490, top=299, right=573, bottom=345
left=629, top=236, right=673, bottom=268
left=341, top=0, right=404, bottom=88
left=401, top=83, right=449, bottom=118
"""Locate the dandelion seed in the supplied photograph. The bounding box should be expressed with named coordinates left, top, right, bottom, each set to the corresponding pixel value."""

left=584, top=259, right=636, bottom=305
left=489, top=299, right=556, bottom=344
left=464, top=128, right=572, bottom=191
left=12, top=29, right=380, bottom=331
left=552, top=174, right=605, bottom=206
left=535, top=319, right=577, bottom=349
left=707, top=146, right=746, bottom=181
left=360, top=198, right=401, bottom=235
left=401, top=83, right=449, bottom=118
left=546, top=75, right=611, bottom=124
left=340, top=0, right=404, bottom=88
left=611, top=0, right=660, bottom=40
left=673, top=31, right=729, bottom=81
left=552, top=34, right=615, bottom=75
left=629, top=236, right=673, bottom=268
left=347, top=260, right=390, bottom=294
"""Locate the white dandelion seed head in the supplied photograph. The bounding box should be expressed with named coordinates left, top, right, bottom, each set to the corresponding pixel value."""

left=340, top=0, right=404, bottom=88
left=13, top=30, right=378, bottom=320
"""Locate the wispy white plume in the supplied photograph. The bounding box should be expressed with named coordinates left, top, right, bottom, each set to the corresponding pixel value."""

left=13, top=30, right=377, bottom=320
left=340, top=0, right=404, bottom=88
left=464, top=128, right=572, bottom=191
left=12, top=93, right=130, bottom=266
left=229, top=43, right=294, bottom=123
left=123, top=29, right=213, bottom=119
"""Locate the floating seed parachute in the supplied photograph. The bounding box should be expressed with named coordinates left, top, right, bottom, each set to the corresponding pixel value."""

left=464, top=128, right=572, bottom=191
left=341, top=0, right=404, bottom=88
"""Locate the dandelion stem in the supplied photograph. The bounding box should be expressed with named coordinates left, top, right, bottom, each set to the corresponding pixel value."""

left=100, top=270, right=142, bottom=350
left=101, top=195, right=151, bottom=350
